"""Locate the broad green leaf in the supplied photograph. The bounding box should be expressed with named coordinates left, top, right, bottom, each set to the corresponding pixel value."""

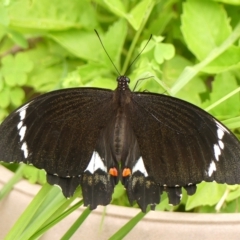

left=181, top=0, right=232, bottom=60
left=49, top=30, right=100, bottom=62
left=222, top=116, right=240, bottom=129
left=62, top=63, right=114, bottom=90
left=226, top=186, right=240, bottom=202
left=127, top=0, right=154, bottom=30
left=29, top=64, right=64, bottom=92
left=144, top=0, right=177, bottom=36
left=51, top=19, right=127, bottom=71
left=24, top=40, right=73, bottom=91
left=214, top=0, right=240, bottom=5
left=8, top=0, right=97, bottom=30
left=102, top=19, right=128, bottom=71
left=102, top=0, right=126, bottom=17
left=171, top=22, right=240, bottom=95
left=163, top=55, right=206, bottom=105
left=221, top=198, right=240, bottom=213
left=203, top=72, right=240, bottom=118
left=62, top=70, right=82, bottom=88
left=186, top=182, right=227, bottom=210
left=203, top=46, right=240, bottom=73
left=0, top=3, right=9, bottom=25
left=155, top=192, right=173, bottom=211
left=0, top=25, right=7, bottom=41
left=7, top=29, right=28, bottom=48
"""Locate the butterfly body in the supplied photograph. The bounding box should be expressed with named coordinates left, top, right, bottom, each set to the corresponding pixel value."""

left=0, top=76, right=240, bottom=212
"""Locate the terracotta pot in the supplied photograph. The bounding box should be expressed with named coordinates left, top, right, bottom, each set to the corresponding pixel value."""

left=1, top=165, right=240, bottom=240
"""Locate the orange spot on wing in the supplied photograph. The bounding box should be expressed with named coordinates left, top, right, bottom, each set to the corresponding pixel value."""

left=122, top=168, right=131, bottom=177
left=109, top=167, right=118, bottom=176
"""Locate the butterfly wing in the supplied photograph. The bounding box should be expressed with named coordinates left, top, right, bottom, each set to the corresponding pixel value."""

left=126, top=92, right=240, bottom=207
left=0, top=88, right=117, bottom=204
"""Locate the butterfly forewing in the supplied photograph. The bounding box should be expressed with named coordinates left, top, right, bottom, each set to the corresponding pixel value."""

left=129, top=92, right=240, bottom=185
left=0, top=88, right=115, bottom=187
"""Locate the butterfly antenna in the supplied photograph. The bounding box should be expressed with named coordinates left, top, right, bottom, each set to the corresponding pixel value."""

left=94, top=29, right=121, bottom=76
left=124, top=34, right=152, bottom=75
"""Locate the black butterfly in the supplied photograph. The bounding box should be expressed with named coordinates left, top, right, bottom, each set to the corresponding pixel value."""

left=0, top=75, right=240, bottom=212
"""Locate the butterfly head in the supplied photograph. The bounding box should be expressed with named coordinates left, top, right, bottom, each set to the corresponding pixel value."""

left=117, top=76, right=130, bottom=91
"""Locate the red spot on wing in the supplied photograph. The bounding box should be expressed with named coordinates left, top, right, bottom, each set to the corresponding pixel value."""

left=109, top=167, right=118, bottom=176
left=122, top=168, right=131, bottom=177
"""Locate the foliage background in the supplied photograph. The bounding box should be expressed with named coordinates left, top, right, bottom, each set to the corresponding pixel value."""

left=1, top=0, right=240, bottom=238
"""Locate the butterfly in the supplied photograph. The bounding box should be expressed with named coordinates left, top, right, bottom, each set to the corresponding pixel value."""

left=0, top=73, right=240, bottom=212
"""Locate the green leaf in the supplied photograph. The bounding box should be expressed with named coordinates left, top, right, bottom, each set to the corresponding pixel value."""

left=0, top=108, right=8, bottom=121
left=16, top=53, right=34, bottom=72
left=0, top=73, right=4, bottom=91
left=61, top=208, right=91, bottom=240
left=163, top=55, right=206, bottom=105
left=226, top=186, right=240, bottom=202
left=4, top=185, right=67, bottom=240
left=0, top=3, right=9, bottom=25
left=0, top=24, right=7, bottom=41
left=214, top=0, right=240, bottom=5
left=0, top=165, right=26, bottom=200
left=127, top=0, right=155, bottom=30
left=221, top=197, right=240, bottom=213
left=66, top=62, right=115, bottom=89
left=7, top=29, right=28, bottom=48
left=203, top=46, right=240, bottom=73
left=203, top=72, right=240, bottom=118
left=155, top=192, right=173, bottom=211
left=9, top=87, right=25, bottom=106
left=181, top=0, right=232, bottom=60
left=171, top=22, right=240, bottom=95
left=186, top=182, right=227, bottom=210
left=102, top=19, right=128, bottom=71
left=49, top=30, right=100, bottom=61
left=0, top=86, right=10, bottom=108
left=154, top=43, right=175, bottom=64
left=29, top=64, right=64, bottom=92
left=23, top=165, right=46, bottom=184
left=102, top=0, right=127, bottom=17
left=109, top=208, right=150, bottom=240
left=8, top=0, right=97, bottom=30
left=222, top=116, right=240, bottom=129
left=1, top=53, right=33, bottom=86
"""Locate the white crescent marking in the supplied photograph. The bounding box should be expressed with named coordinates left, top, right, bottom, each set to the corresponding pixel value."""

left=132, top=157, right=148, bottom=177
left=214, top=144, right=221, bottom=161
left=84, top=151, right=107, bottom=174
left=208, top=161, right=216, bottom=177
left=19, top=126, right=27, bottom=141
left=21, top=142, right=29, bottom=158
